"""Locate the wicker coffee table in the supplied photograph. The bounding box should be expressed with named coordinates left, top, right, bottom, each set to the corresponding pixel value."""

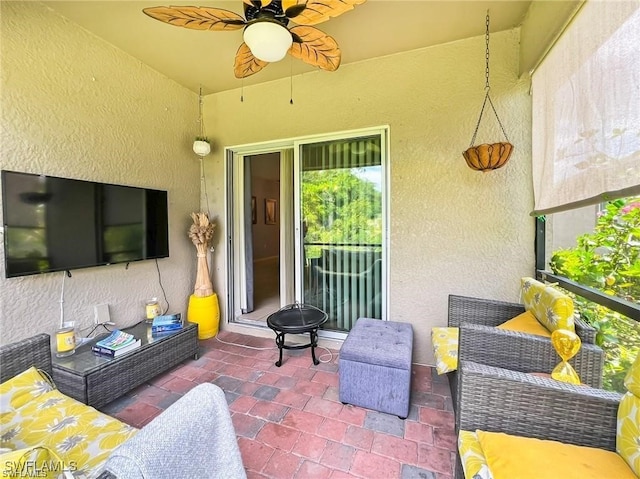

left=52, top=321, right=198, bottom=409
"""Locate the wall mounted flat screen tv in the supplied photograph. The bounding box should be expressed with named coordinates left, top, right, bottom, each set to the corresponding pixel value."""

left=1, top=170, right=169, bottom=278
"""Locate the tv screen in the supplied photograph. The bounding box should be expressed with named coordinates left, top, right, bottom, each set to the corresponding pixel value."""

left=1, top=170, right=169, bottom=278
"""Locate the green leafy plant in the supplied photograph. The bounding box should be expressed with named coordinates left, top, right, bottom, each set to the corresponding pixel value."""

left=302, top=168, right=382, bottom=260
left=550, top=197, right=640, bottom=391
left=194, top=136, right=209, bottom=142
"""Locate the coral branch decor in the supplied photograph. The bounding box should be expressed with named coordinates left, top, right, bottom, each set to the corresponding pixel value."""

left=188, top=212, right=216, bottom=297
left=187, top=212, right=220, bottom=339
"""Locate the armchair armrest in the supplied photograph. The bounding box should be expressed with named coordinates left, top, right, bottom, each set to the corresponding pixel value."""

left=456, top=360, right=621, bottom=451
left=458, top=324, right=604, bottom=388
left=448, top=295, right=525, bottom=328
left=98, top=383, right=246, bottom=479
left=574, top=316, right=597, bottom=343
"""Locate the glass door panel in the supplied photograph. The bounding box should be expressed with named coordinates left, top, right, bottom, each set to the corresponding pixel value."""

left=300, top=135, right=384, bottom=332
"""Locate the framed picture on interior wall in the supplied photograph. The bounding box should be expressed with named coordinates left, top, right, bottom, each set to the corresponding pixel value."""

left=265, top=198, right=277, bottom=225
left=251, top=196, right=257, bottom=224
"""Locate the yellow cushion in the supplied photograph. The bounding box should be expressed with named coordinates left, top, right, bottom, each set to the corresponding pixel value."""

left=458, top=430, right=492, bottom=479
left=521, top=277, right=576, bottom=333
left=431, top=327, right=458, bottom=374
left=1, top=389, right=137, bottom=477
left=617, top=391, right=640, bottom=476
left=496, top=311, right=552, bottom=337
left=624, top=351, right=640, bottom=397
left=0, top=367, right=54, bottom=416
left=477, top=430, right=636, bottom=479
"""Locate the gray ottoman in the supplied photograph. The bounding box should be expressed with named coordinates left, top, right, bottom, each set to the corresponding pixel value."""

left=339, top=318, right=413, bottom=418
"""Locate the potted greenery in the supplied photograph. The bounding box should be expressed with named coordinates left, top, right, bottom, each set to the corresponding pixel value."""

left=193, top=136, right=211, bottom=157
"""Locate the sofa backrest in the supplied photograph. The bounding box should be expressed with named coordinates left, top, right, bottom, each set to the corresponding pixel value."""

left=0, top=334, right=52, bottom=383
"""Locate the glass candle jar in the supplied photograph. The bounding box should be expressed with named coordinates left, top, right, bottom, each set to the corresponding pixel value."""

left=56, top=327, right=76, bottom=357
left=145, top=298, right=161, bottom=322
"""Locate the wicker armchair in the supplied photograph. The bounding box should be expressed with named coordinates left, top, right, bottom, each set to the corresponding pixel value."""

left=454, top=359, right=622, bottom=479
left=446, top=295, right=604, bottom=412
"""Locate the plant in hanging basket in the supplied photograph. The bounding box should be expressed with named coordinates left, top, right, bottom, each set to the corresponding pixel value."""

left=188, top=212, right=216, bottom=297
left=193, top=137, right=211, bottom=157
left=463, top=142, right=514, bottom=172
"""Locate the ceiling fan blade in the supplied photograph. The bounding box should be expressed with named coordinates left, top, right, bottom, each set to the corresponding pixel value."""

left=143, top=6, right=246, bottom=31
left=285, top=0, right=366, bottom=26
left=234, top=43, right=269, bottom=78
left=288, top=26, right=341, bottom=72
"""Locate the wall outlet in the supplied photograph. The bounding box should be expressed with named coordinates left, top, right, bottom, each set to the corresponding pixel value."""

left=94, top=304, right=110, bottom=325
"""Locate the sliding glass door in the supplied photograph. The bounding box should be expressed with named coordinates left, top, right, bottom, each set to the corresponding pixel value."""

left=226, top=128, right=388, bottom=335
left=296, top=133, right=386, bottom=333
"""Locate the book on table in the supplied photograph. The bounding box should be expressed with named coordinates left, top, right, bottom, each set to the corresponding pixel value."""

left=92, top=329, right=141, bottom=358
left=152, top=313, right=183, bottom=334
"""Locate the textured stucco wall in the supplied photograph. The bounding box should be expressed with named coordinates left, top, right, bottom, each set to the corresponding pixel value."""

left=0, top=2, right=200, bottom=346
left=203, top=29, right=534, bottom=365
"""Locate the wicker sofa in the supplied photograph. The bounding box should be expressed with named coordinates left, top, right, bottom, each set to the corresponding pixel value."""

left=444, top=293, right=604, bottom=414
left=0, top=334, right=246, bottom=479
left=454, top=359, right=633, bottom=479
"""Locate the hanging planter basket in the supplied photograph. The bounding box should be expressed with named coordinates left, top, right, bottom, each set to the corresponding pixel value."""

left=463, top=142, right=513, bottom=171
left=463, top=12, right=514, bottom=172
left=193, top=139, right=211, bottom=157
left=463, top=89, right=514, bottom=172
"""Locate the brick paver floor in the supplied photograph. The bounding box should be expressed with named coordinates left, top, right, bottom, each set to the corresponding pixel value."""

left=100, top=330, right=456, bottom=478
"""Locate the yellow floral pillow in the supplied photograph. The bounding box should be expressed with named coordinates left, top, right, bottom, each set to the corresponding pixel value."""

left=521, top=277, right=575, bottom=333
left=431, top=327, right=458, bottom=375
left=2, top=389, right=137, bottom=478
left=624, top=351, right=640, bottom=397
left=618, top=352, right=640, bottom=475
left=458, top=429, right=492, bottom=479
left=0, top=367, right=54, bottom=416
left=617, top=391, right=640, bottom=476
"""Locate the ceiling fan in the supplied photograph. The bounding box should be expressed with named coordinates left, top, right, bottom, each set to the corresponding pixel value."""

left=143, top=0, right=366, bottom=79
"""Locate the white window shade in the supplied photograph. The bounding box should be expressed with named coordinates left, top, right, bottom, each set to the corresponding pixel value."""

left=531, top=1, right=640, bottom=216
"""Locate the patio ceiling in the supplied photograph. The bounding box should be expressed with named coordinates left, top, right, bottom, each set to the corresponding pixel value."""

left=43, top=1, right=535, bottom=94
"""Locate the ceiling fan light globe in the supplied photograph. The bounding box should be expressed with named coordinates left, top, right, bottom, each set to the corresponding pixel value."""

left=243, top=22, right=292, bottom=63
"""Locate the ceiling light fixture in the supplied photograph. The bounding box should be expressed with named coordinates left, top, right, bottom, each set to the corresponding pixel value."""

left=143, top=0, right=367, bottom=79
left=243, top=21, right=293, bottom=63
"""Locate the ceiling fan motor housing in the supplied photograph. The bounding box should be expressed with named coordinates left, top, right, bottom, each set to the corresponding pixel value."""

left=244, top=2, right=289, bottom=27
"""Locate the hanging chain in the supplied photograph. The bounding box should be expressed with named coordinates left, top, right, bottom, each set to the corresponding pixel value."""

left=484, top=12, right=490, bottom=91
left=198, top=85, right=205, bottom=138
left=468, top=10, right=510, bottom=146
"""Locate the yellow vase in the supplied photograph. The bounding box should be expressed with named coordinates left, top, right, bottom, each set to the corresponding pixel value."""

left=187, top=293, right=219, bottom=339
